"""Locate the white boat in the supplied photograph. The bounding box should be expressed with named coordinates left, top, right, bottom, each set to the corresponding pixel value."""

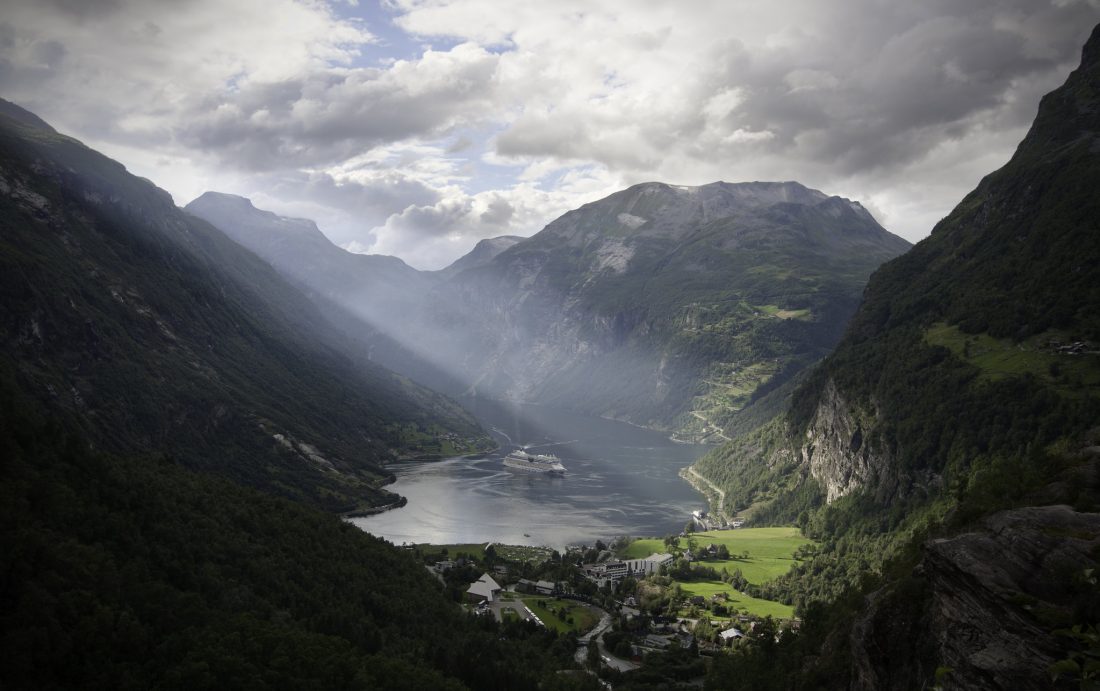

left=503, top=449, right=566, bottom=474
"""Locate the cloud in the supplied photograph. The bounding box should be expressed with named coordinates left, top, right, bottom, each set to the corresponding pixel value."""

left=176, top=42, right=500, bottom=170
left=367, top=169, right=620, bottom=269
left=395, top=0, right=1099, bottom=245
left=2, top=0, right=1098, bottom=268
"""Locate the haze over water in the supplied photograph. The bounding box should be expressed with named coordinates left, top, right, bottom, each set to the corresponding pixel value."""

left=353, top=398, right=710, bottom=549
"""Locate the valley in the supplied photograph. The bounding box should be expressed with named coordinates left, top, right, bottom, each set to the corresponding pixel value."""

left=2, top=9, right=1099, bottom=691
left=191, top=181, right=910, bottom=440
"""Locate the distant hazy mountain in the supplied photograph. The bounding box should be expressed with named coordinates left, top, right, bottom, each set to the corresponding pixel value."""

left=186, top=192, right=483, bottom=395
left=0, top=100, right=490, bottom=513
left=187, top=184, right=908, bottom=439
left=431, top=181, right=911, bottom=437
left=185, top=192, right=435, bottom=333
left=433, top=235, right=524, bottom=280
left=696, top=25, right=1100, bottom=690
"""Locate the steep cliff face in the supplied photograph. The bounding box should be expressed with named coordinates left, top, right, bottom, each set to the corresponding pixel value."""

left=800, top=380, right=889, bottom=503
left=850, top=505, right=1100, bottom=690
left=780, top=20, right=1100, bottom=510
left=694, top=24, right=1100, bottom=691
left=432, top=181, right=909, bottom=435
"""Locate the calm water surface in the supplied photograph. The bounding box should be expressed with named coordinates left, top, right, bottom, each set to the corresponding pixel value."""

left=352, top=398, right=710, bottom=549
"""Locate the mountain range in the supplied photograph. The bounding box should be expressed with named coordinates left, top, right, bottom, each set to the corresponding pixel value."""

left=191, top=180, right=910, bottom=441
left=2, top=21, right=1099, bottom=691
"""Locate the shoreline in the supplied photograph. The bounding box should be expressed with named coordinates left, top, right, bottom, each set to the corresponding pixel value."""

left=362, top=444, right=501, bottom=519
left=679, top=465, right=729, bottom=524
left=343, top=495, right=408, bottom=518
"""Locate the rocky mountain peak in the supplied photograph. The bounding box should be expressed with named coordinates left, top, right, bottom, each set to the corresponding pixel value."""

left=186, top=192, right=326, bottom=240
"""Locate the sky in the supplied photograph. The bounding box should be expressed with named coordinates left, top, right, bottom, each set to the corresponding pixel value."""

left=2, top=1, right=1098, bottom=270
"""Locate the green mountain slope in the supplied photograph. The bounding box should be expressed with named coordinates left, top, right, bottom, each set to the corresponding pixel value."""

left=695, top=24, right=1100, bottom=690
left=433, top=181, right=910, bottom=438
left=0, top=365, right=586, bottom=690
left=0, top=99, right=490, bottom=513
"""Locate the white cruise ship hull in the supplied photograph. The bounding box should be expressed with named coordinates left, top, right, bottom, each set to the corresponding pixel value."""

left=503, top=451, right=565, bottom=474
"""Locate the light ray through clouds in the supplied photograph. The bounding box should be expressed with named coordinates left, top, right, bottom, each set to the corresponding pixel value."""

left=0, top=0, right=1096, bottom=268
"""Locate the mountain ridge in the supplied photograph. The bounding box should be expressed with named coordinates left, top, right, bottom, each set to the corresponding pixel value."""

left=427, top=179, right=910, bottom=437
left=0, top=98, right=492, bottom=513
left=433, top=234, right=525, bottom=280
left=696, top=23, right=1100, bottom=690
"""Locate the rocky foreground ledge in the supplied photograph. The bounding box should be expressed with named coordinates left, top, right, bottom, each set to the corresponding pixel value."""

left=849, top=505, right=1100, bottom=690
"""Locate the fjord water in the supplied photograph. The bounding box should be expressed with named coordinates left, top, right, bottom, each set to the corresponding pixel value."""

left=352, top=397, right=710, bottom=549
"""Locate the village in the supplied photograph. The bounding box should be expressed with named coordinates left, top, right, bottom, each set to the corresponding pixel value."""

left=410, top=525, right=810, bottom=682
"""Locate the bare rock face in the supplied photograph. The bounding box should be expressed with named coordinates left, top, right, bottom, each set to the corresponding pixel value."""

left=801, top=379, right=887, bottom=502
left=850, top=505, right=1100, bottom=690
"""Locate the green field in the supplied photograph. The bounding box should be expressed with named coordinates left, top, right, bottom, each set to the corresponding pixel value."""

left=624, top=528, right=809, bottom=619
left=756, top=304, right=811, bottom=321
left=924, top=322, right=1100, bottom=394
left=678, top=581, right=794, bottom=619
left=521, top=597, right=601, bottom=634
left=623, top=527, right=811, bottom=584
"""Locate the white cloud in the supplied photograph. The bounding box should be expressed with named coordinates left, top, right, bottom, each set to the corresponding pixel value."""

left=368, top=168, right=621, bottom=269
left=2, top=0, right=1098, bottom=268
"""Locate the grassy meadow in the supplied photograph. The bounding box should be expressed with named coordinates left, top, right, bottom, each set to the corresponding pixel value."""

left=623, top=527, right=811, bottom=585
left=625, top=527, right=811, bottom=619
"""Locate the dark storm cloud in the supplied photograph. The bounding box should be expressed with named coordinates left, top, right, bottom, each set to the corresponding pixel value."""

left=713, top=1, right=1099, bottom=173
left=490, top=0, right=1097, bottom=177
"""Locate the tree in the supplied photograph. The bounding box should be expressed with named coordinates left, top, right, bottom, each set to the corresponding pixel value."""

left=586, top=640, right=600, bottom=670
left=716, top=544, right=730, bottom=560
left=614, top=637, right=634, bottom=659
left=684, top=521, right=695, bottom=534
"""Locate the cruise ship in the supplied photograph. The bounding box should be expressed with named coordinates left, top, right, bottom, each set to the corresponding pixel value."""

left=503, top=449, right=566, bottom=474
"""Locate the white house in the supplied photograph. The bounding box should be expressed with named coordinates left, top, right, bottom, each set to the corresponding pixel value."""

left=466, top=573, right=503, bottom=603
left=719, top=628, right=745, bottom=644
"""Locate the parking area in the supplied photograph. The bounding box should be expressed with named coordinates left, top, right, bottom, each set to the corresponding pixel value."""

left=477, top=593, right=536, bottom=624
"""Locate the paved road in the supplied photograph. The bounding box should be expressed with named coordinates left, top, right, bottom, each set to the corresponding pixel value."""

left=578, top=609, right=612, bottom=644
left=574, top=608, right=640, bottom=672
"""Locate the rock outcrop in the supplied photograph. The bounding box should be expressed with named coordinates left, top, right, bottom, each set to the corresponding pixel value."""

left=850, top=506, right=1100, bottom=690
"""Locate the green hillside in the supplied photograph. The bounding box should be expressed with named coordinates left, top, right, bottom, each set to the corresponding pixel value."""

left=694, top=24, right=1100, bottom=690
left=0, top=100, right=491, bottom=513
left=0, top=374, right=589, bottom=690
